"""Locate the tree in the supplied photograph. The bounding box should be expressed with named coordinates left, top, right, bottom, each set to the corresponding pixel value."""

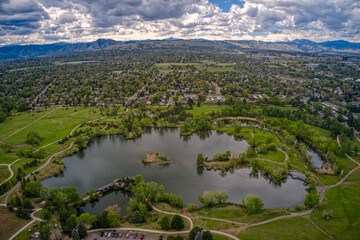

left=171, top=215, right=185, bottom=230
left=26, top=131, right=40, bottom=146
left=189, top=226, right=203, bottom=240
left=198, top=190, right=229, bottom=207
left=180, top=118, right=192, bottom=134
left=41, top=209, right=51, bottom=220
left=197, top=153, right=205, bottom=165
left=304, top=191, right=319, bottom=208
left=23, top=198, right=34, bottom=210
left=313, top=102, right=323, bottom=111
left=72, top=228, right=80, bottom=240
left=75, top=137, right=86, bottom=150
left=242, top=194, right=264, bottom=214
left=77, top=222, right=87, bottom=239
left=0, top=111, right=6, bottom=123
left=107, top=210, right=121, bottom=227
left=159, top=216, right=171, bottom=230
left=203, top=231, right=213, bottom=240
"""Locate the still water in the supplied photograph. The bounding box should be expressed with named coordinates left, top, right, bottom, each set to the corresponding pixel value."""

left=42, top=128, right=307, bottom=214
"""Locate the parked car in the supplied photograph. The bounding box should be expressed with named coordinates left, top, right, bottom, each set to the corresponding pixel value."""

left=112, top=233, right=116, bottom=237
left=119, top=233, right=123, bottom=238
left=100, top=232, right=104, bottom=237
left=104, top=232, right=108, bottom=237
left=133, top=233, right=137, bottom=239
left=126, top=233, right=130, bottom=238
left=140, top=234, right=144, bottom=240
left=159, top=236, right=163, bottom=240
left=115, top=233, right=119, bottom=238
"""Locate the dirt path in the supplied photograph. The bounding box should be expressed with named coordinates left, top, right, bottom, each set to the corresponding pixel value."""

left=152, top=205, right=193, bottom=230
left=337, top=135, right=341, bottom=147
left=307, top=215, right=335, bottom=240
left=1, top=142, right=74, bottom=205
left=237, top=209, right=313, bottom=231
left=0, top=106, right=62, bottom=144
left=276, top=147, right=289, bottom=162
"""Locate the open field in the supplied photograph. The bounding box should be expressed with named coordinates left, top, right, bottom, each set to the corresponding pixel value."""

left=0, top=166, right=10, bottom=183
left=1, top=107, right=101, bottom=147
left=311, top=183, right=360, bottom=240
left=236, top=216, right=328, bottom=240
left=186, top=105, right=230, bottom=116
left=0, top=207, right=31, bottom=240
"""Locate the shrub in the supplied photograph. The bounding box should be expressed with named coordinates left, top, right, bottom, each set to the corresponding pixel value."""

left=171, top=215, right=185, bottom=230
left=242, top=194, right=264, bottom=214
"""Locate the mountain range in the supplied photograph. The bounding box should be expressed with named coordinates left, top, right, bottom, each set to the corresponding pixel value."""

left=1, top=38, right=360, bottom=61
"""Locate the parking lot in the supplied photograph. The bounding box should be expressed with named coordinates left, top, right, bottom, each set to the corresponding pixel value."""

left=85, top=231, right=167, bottom=240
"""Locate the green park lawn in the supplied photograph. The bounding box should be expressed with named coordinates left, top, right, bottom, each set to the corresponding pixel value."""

left=237, top=217, right=328, bottom=240
left=311, top=183, right=360, bottom=240
left=1, top=107, right=101, bottom=147
left=0, top=166, right=10, bottom=183
left=186, top=105, right=230, bottom=116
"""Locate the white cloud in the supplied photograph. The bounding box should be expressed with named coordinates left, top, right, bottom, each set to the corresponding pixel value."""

left=0, top=0, right=359, bottom=45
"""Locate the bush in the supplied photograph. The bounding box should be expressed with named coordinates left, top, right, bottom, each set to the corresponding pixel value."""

left=171, top=215, right=185, bottom=230
left=187, top=203, right=197, bottom=212
left=41, top=209, right=51, bottom=220
left=304, top=191, right=319, bottom=208
left=322, top=210, right=333, bottom=220
left=242, top=194, right=264, bottom=214
left=189, top=226, right=203, bottom=240
left=159, top=216, right=171, bottom=230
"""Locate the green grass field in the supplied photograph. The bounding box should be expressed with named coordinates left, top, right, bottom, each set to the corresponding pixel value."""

left=0, top=107, right=57, bottom=141
left=1, top=107, right=101, bottom=147
left=258, top=150, right=285, bottom=163
left=311, top=183, right=360, bottom=240
left=186, top=105, right=230, bottom=116
left=237, top=217, right=328, bottom=240
left=345, top=168, right=360, bottom=182
left=0, top=166, right=10, bottom=183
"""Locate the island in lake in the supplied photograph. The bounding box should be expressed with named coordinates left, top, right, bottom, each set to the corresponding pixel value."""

left=143, top=152, right=173, bottom=165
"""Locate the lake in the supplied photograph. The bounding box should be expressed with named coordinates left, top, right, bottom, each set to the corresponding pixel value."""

left=42, top=128, right=308, bottom=215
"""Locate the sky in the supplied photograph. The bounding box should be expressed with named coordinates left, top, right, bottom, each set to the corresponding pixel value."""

left=0, top=0, right=359, bottom=46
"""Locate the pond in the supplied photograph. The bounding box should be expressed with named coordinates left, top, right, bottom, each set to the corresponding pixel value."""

left=42, top=128, right=308, bottom=215
left=307, top=147, right=323, bottom=169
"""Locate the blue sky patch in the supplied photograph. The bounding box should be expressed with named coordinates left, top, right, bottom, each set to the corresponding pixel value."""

left=208, top=0, right=245, bottom=13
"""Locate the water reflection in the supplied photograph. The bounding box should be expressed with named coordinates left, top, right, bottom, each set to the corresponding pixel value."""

left=43, top=128, right=307, bottom=215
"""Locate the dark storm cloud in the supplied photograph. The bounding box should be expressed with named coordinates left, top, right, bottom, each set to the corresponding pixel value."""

left=0, top=0, right=49, bottom=28
left=52, top=0, right=200, bottom=28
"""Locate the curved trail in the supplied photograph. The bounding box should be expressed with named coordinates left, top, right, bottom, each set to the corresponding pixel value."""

left=1, top=142, right=74, bottom=204
left=152, top=205, right=193, bottom=230
left=0, top=115, right=105, bottom=191
left=192, top=216, right=246, bottom=226
left=8, top=208, right=42, bottom=240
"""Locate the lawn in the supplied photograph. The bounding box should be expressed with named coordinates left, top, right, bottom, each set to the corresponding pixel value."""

left=195, top=205, right=245, bottom=220
left=237, top=216, right=328, bottom=240
left=345, top=168, right=360, bottom=182
left=2, top=107, right=101, bottom=147
left=311, top=183, right=360, bottom=240
left=0, top=166, right=10, bottom=183
left=258, top=150, right=285, bottom=163
left=186, top=105, right=230, bottom=116
left=0, top=107, right=57, bottom=141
